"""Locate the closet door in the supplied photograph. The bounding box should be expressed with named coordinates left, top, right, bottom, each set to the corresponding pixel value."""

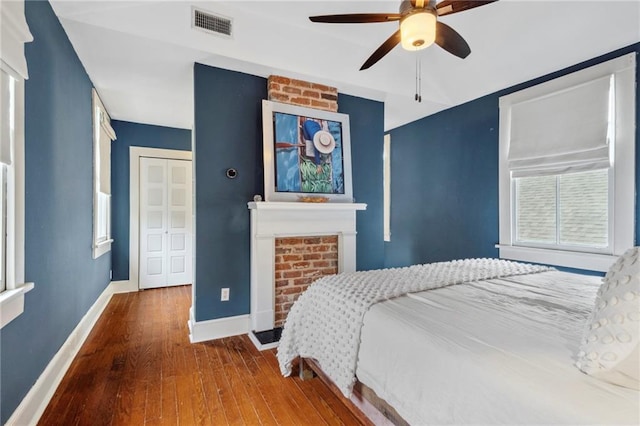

left=139, top=157, right=192, bottom=289
left=166, top=160, right=192, bottom=286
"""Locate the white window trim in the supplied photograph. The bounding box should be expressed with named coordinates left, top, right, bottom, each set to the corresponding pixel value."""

left=92, top=89, right=116, bottom=259
left=0, top=74, right=33, bottom=329
left=0, top=0, right=33, bottom=329
left=498, top=53, right=635, bottom=272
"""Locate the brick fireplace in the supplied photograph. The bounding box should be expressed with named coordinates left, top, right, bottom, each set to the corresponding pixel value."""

left=247, top=202, right=366, bottom=350
left=247, top=75, right=364, bottom=350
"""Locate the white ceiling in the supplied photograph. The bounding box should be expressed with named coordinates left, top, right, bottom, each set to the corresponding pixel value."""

left=49, top=0, right=640, bottom=131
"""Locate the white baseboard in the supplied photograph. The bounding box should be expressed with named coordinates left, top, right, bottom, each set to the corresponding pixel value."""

left=188, top=307, right=249, bottom=343
left=110, top=280, right=138, bottom=293
left=6, top=280, right=137, bottom=426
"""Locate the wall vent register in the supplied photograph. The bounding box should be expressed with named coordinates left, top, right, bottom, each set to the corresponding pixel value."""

left=192, top=8, right=232, bottom=37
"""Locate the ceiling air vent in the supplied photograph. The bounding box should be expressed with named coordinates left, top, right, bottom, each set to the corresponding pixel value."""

left=192, top=8, right=232, bottom=38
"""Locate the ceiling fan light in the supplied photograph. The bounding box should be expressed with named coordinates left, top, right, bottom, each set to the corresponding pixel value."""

left=400, top=10, right=436, bottom=51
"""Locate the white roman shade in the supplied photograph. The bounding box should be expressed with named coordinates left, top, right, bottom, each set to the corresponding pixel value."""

left=0, top=0, right=33, bottom=80
left=0, top=0, right=31, bottom=166
left=507, top=75, right=613, bottom=177
left=97, top=109, right=116, bottom=194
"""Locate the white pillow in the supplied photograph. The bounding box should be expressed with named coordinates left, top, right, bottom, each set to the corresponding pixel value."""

left=576, top=246, right=640, bottom=389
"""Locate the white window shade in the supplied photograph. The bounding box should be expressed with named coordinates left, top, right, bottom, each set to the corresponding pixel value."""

left=508, top=75, right=612, bottom=177
left=0, top=0, right=33, bottom=80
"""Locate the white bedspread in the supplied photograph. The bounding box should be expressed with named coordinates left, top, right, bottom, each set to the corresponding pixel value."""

left=356, top=271, right=640, bottom=425
left=277, top=258, right=550, bottom=396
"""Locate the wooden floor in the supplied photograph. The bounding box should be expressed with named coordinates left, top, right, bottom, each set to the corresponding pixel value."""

left=39, top=285, right=365, bottom=425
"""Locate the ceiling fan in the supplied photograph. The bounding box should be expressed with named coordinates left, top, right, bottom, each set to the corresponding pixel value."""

left=309, top=0, right=497, bottom=70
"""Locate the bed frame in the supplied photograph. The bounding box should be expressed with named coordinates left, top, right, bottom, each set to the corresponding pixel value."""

left=299, top=357, right=409, bottom=426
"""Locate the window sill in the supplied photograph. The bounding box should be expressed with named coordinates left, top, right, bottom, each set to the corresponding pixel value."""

left=496, top=245, right=618, bottom=272
left=93, top=239, right=113, bottom=259
left=95, top=238, right=114, bottom=248
left=0, top=282, right=34, bottom=329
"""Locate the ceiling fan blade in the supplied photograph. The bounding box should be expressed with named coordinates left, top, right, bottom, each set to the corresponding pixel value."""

left=436, top=0, right=498, bottom=17
left=435, top=21, right=471, bottom=58
left=360, top=30, right=402, bottom=70
left=310, top=13, right=402, bottom=24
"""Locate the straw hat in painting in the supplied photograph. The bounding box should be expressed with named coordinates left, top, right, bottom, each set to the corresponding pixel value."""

left=313, top=131, right=336, bottom=154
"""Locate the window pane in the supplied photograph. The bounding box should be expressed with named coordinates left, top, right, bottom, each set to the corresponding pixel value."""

left=559, top=169, right=608, bottom=247
left=97, top=191, right=109, bottom=241
left=1, top=165, right=5, bottom=292
left=515, top=175, right=556, bottom=244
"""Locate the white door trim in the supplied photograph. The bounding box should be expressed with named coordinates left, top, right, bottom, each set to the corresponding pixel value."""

left=129, top=147, right=192, bottom=290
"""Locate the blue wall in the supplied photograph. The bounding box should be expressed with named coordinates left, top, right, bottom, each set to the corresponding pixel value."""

left=110, top=120, right=191, bottom=281
left=385, top=95, right=499, bottom=267
left=193, top=64, right=384, bottom=322
left=1, top=1, right=110, bottom=422
left=339, top=94, right=385, bottom=271
left=193, top=64, right=266, bottom=321
left=385, top=43, right=640, bottom=269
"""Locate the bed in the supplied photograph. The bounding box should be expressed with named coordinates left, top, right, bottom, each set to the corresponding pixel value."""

left=277, top=256, right=640, bottom=425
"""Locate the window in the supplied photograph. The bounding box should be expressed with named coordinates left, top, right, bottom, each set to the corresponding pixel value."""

left=1, top=153, right=7, bottom=293
left=383, top=134, right=391, bottom=242
left=515, top=170, right=609, bottom=249
left=92, top=90, right=116, bottom=259
left=0, top=0, right=33, bottom=329
left=498, top=53, right=635, bottom=271
left=0, top=73, right=13, bottom=293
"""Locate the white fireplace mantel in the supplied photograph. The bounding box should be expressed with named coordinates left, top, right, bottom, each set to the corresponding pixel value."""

left=248, top=201, right=366, bottom=347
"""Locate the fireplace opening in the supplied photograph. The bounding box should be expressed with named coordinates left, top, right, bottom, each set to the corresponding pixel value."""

left=274, top=235, right=339, bottom=327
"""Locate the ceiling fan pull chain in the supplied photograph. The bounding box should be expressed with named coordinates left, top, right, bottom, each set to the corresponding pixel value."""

left=415, top=52, right=419, bottom=101
left=418, top=54, right=422, bottom=103
left=414, top=51, right=422, bottom=103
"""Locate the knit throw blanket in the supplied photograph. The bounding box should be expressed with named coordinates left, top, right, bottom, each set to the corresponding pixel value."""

left=277, top=258, right=552, bottom=396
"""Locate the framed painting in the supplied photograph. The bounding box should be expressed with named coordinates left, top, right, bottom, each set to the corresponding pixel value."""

left=262, top=100, right=353, bottom=202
